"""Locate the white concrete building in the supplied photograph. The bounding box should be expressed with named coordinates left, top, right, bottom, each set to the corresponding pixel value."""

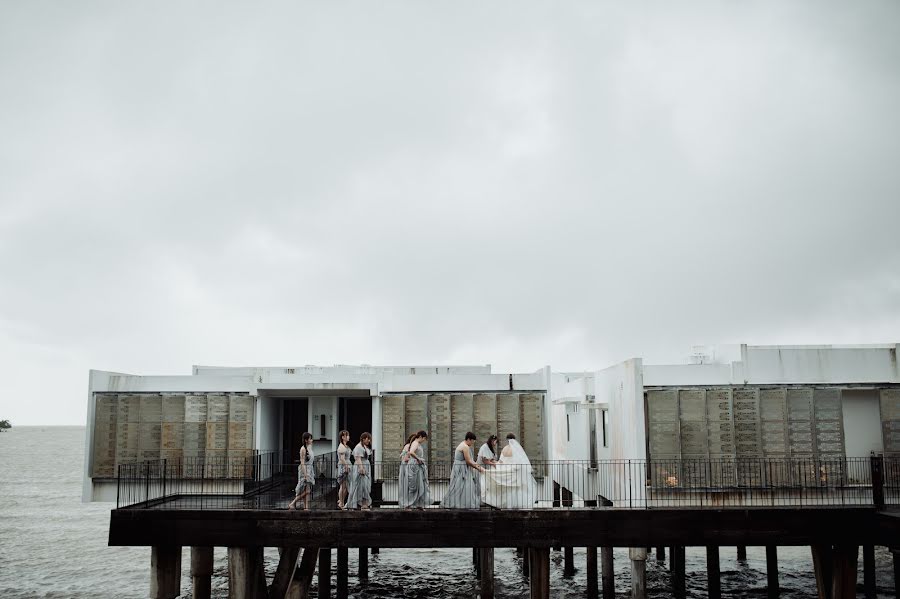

left=553, top=344, right=900, bottom=465
left=83, top=364, right=551, bottom=502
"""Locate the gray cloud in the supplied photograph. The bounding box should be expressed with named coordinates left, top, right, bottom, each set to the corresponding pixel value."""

left=1, top=1, right=899, bottom=424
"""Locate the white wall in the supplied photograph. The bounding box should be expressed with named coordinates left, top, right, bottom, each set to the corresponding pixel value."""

left=256, top=395, right=281, bottom=452
left=596, top=358, right=646, bottom=461
left=842, top=390, right=885, bottom=457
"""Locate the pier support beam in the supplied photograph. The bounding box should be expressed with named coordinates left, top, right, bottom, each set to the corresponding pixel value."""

left=286, top=546, right=319, bottom=599
left=601, top=546, right=614, bottom=599
left=766, top=545, right=779, bottom=598
left=629, top=547, right=647, bottom=599
left=521, top=548, right=530, bottom=577
left=228, top=546, right=265, bottom=599
left=358, top=547, right=368, bottom=581
left=563, top=546, right=575, bottom=576
left=529, top=547, right=550, bottom=599
left=190, top=546, right=213, bottom=599
left=271, top=547, right=301, bottom=599
left=737, top=545, right=747, bottom=561
left=586, top=547, right=598, bottom=599
left=706, top=546, right=720, bottom=599
left=336, top=548, right=348, bottom=599
left=656, top=546, right=665, bottom=561
left=892, top=549, right=900, bottom=599
left=478, top=547, right=494, bottom=599
left=318, top=548, right=331, bottom=599
left=150, top=546, right=182, bottom=599
left=811, top=544, right=859, bottom=599
left=862, top=545, right=875, bottom=599
left=672, top=545, right=686, bottom=599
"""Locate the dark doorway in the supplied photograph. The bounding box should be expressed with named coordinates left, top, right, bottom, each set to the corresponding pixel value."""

left=283, top=398, right=309, bottom=464
left=338, top=396, right=373, bottom=450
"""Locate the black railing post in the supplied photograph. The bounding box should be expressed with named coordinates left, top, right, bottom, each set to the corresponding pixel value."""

left=162, top=458, right=167, bottom=501
left=871, top=453, right=885, bottom=510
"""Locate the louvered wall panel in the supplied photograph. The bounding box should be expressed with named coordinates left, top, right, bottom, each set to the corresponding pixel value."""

left=813, top=388, right=844, bottom=455
left=381, top=394, right=406, bottom=462
left=473, top=393, right=496, bottom=446
left=647, top=390, right=679, bottom=457
left=881, top=389, right=900, bottom=455
left=450, top=394, right=474, bottom=461
left=519, top=393, right=544, bottom=466
left=92, top=395, right=118, bottom=477
left=732, top=388, right=761, bottom=457
left=787, top=388, right=814, bottom=456
left=404, top=394, right=428, bottom=439
left=706, top=388, right=734, bottom=457
left=496, top=393, right=520, bottom=441
left=678, top=389, right=707, bottom=456
left=428, top=393, right=451, bottom=466
left=759, top=388, right=788, bottom=456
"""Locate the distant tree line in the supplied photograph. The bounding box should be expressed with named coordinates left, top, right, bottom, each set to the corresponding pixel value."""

left=0, top=419, right=11, bottom=431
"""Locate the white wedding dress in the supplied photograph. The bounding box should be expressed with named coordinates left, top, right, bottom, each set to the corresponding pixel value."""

left=481, top=439, right=537, bottom=509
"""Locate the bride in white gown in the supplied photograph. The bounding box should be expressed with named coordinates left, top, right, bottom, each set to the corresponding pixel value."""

left=481, top=434, right=537, bottom=509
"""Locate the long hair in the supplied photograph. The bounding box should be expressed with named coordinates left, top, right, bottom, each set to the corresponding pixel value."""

left=404, top=433, right=417, bottom=450
left=360, top=432, right=372, bottom=444
left=487, top=434, right=499, bottom=452
left=339, top=430, right=350, bottom=445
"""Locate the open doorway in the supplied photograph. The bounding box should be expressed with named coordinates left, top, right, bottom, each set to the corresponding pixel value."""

left=282, top=398, right=309, bottom=464
left=338, top=396, right=373, bottom=450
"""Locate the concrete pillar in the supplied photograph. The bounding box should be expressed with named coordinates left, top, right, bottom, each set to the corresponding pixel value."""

left=529, top=547, right=550, bottom=599
left=286, top=546, right=319, bottom=599
left=892, top=549, right=900, bottom=599
left=358, top=547, right=368, bottom=581
left=766, top=545, right=779, bottom=598
left=862, top=545, right=875, bottom=599
left=318, top=548, right=331, bottom=599
left=228, top=547, right=263, bottom=599
left=601, top=546, right=614, bottom=599
left=150, top=546, right=182, bottom=599
left=630, top=547, right=647, bottom=599
left=564, top=546, right=575, bottom=576
left=479, top=547, right=494, bottom=599
left=522, top=547, right=530, bottom=577
left=336, top=548, right=348, bottom=599
left=737, top=545, right=747, bottom=561
left=656, top=546, right=665, bottom=561
left=586, top=547, right=598, bottom=599
left=190, top=547, right=213, bottom=599
left=672, top=545, right=686, bottom=599
left=706, top=546, right=720, bottom=599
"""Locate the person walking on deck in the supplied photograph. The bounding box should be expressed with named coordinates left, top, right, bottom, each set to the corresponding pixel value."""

left=336, top=430, right=351, bottom=510
left=440, top=432, right=484, bottom=509
left=406, top=430, right=431, bottom=509
left=347, top=432, right=373, bottom=510
left=288, top=432, right=315, bottom=510
left=398, top=433, right=416, bottom=509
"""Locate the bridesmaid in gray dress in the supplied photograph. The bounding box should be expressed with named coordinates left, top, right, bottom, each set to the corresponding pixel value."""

left=440, top=432, right=485, bottom=509
left=347, top=432, right=373, bottom=510
left=406, top=430, right=431, bottom=509
left=398, top=433, right=416, bottom=509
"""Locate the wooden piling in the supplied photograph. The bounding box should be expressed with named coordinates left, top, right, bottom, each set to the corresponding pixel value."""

left=336, top=547, right=348, bottom=599
left=766, top=545, right=779, bottom=598
left=190, top=546, right=213, bottom=599
left=737, top=545, right=747, bottom=561
left=271, top=547, right=301, bottom=599
left=564, top=546, right=575, bottom=576
left=227, top=546, right=264, bottom=599
left=318, top=548, right=331, bottom=599
left=479, top=547, right=495, bottom=599
left=672, top=545, right=686, bottom=599
left=892, top=549, right=900, bottom=599
left=522, top=547, right=530, bottom=577
left=358, top=547, right=368, bottom=581
left=601, top=546, right=614, bottom=599
left=150, top=546, right=181, bottom=599
left=529, top=547, right=550, bottom=599
left=656, top=546, right=665, bottom=561
left=371, top=547, right=379, bottom=555
left=629, top=547, right=647, bottom=599
left=862, top=545, right=875, bottom=599
left=285, top=546, right=319, bottom=599
left=586, top=547, right=598, bottom=599
left=830, top=545, right=858, bottom=599
left=811, top=545, right=833, bottom=599
left=706, top=546, right=720, bottom=599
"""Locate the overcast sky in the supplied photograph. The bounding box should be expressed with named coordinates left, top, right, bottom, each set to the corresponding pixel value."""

left=1, top=2, right=899, bottom=425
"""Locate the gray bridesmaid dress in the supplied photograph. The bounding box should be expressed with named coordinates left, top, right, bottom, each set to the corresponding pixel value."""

left=440, top=447, right=479, bottom=509
left=398, top=445, right=411, bottom=508
left=406, top=444, right=431, bottom=508
left=347, top=443, right=372, bottom=509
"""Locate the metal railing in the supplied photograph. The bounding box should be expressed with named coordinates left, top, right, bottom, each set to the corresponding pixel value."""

left=116, top=454, right=899, bottom=510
